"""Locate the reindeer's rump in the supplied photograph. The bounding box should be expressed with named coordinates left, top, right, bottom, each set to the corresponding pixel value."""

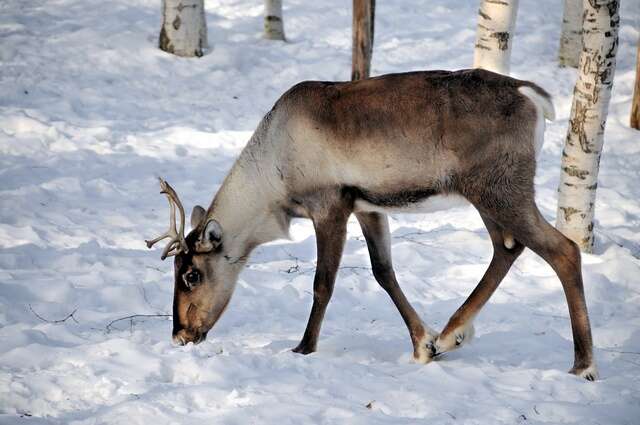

left=278, top=69, right=545, bottom=209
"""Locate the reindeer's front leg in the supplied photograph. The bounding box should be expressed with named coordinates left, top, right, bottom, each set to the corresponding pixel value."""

left=356, top=212, right=439, bottom=363
left=434, top=213, right=524, bottom=355
left=293, top=204, right=350, bottom=355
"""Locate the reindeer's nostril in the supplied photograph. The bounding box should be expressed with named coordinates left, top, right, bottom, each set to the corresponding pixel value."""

left=173, top=329, right=206, bottom=346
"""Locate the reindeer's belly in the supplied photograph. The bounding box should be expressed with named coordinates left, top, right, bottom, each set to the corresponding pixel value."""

left=351, top=188, right=469, bottom=214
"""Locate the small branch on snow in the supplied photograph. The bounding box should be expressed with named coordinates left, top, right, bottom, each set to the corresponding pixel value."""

left=594, top=228, right=640, bottom=259
left=281, top=249, right=301, bottom=274
left=28, top=304, right=78, bottom=324
left=532, top=312, right=569, bottom=320
left=145, top=265, right=164, bottom=272
left=598, top=347, right=640, bottom=356
left=105, top=314, right=172, bottom=333
left=138, top=283, right=166, bottom=313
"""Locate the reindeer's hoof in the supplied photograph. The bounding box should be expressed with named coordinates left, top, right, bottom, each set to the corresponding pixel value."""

left=570, top=363, right=598, bottom=381
left=413, top=330, right=439, bottom=364
left=292, top=342, right=315, bottom=355
left=434, top=322, right=475, bottom=355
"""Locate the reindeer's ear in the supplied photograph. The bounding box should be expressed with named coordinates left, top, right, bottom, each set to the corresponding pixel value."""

left=195, top=219, right=223, bottom=253
left=191, top=205, right=206, bottom=229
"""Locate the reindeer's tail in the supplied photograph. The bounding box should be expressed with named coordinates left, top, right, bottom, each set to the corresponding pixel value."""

left=518, top=84, right=555, bottom=121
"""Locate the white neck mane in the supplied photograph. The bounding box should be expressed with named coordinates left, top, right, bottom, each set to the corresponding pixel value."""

left=206, top=127, right=289, bottom=261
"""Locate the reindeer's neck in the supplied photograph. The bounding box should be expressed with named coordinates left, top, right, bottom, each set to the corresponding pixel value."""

left=207, top=137, right=288, bottom=261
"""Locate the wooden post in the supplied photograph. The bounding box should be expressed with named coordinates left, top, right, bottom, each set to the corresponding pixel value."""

left=351, top=0, right=375, bottom=81
left=631, top=40, right=640, bottom=130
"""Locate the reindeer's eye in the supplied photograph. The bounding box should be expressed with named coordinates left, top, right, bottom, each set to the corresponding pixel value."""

left=184, top=270, right=201, bottom=287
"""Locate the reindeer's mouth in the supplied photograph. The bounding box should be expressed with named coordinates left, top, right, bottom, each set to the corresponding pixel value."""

left=173, top=329, right=208, bottom=345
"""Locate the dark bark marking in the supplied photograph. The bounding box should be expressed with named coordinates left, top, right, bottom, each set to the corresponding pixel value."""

left=559, top=206, right=581, bottom=221
left=568, top=100, right=593, bottom=153
left=478, top=9, right=491, bottom=20
left=172, top=15, right=181, bottom=31
left=491, top=31, right=510, bottom=50
left=562, top=165, right=590, bottom=180
left=159, top=25, right=174, bottom=53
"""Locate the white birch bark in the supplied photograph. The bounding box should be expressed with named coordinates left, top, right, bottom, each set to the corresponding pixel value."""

left=557, top=0, right=620, bottom=253
left=264, top=0, right=285, bottom=41
left=473, top=0, right=519, bottom=75
left=558, top=0, right=582, bottom=68
left=159, top=0, right=208, bottom=57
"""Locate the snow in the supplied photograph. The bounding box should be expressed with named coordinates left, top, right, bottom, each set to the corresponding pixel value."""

left=1, top=0, right=639, bottom=423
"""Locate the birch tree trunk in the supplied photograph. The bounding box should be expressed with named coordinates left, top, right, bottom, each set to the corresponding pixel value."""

left=558, top=0, right=582, bottom=68
left=473, top=0, right=519, bottom=75
left=351, top=0, right=375, bottom=81
left=557, top=0, right=620, bottom=253
left=631, top=40, right=640, bottom=129
left=159, top=0, right=208, bottom=57
left=264, top=0, right=285, bottom=41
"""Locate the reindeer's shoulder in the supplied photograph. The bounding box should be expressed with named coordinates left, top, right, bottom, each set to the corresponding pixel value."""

left=278, top=80, right=338, bottom=104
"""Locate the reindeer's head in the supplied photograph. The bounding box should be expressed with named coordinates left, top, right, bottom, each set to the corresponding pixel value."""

left=145, top=179, right=239, bottom=345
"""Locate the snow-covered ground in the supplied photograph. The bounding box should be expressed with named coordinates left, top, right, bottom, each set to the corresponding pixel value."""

left=1, top=0, right=639, bottom=423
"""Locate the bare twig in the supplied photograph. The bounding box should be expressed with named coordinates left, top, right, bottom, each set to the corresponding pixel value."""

left=339, top=265, right=371, bottom=273
left=28, top=304, right=78, bottom=324
left=598, top=347, right=640, bottom=356
left=618, top=357, right=640, bottom=368
left=138, top=283, right=166, bottom=313
left=145, top=265, right=164, bottom=272
left=105, top=314, right=171, bottom=333
left=594, top=228, right=640, bottom=259
left=279, top=248, right=301, bottom=274
left=532, top=312, right=569, bottom=320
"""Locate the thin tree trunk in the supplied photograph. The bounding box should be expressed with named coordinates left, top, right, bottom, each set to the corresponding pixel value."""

left=631, top=40, right=640, bottom=129
left=159, top=0, right=208, bottom=57
left=558, top=0, right=582, bottom=68
left=264, top=0, right=285, bottom=41
left=351, top=0, right=375, bottom=81
left=473, top=0, right=519, bottom=75
left=557, top=0, right=620, bottom=253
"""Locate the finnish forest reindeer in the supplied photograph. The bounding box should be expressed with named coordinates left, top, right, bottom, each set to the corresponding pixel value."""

left=146, top=69, right=597, bottom=380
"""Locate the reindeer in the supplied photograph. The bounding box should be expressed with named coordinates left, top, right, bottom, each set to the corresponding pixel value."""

left=146, top=69, right=597, bottom=380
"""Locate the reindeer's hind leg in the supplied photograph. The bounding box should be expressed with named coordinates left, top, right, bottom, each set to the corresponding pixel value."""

left=470, top=192, right=596, bottom=380
left=356, top=212, right=438, bottom=363
left=499, top=205, right=596, bottom=380
left=435, top=214, right=524, bottom=355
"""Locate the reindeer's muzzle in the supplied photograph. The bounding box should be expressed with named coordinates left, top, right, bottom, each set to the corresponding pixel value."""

left=173, top=328, right=208, bottom=345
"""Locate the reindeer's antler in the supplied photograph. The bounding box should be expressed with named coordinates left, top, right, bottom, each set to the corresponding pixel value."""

left=145, top=178, right=189, bottom=260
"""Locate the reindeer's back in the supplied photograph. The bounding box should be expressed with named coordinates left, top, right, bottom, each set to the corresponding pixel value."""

left=275, top=69, right=540, bottom=195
